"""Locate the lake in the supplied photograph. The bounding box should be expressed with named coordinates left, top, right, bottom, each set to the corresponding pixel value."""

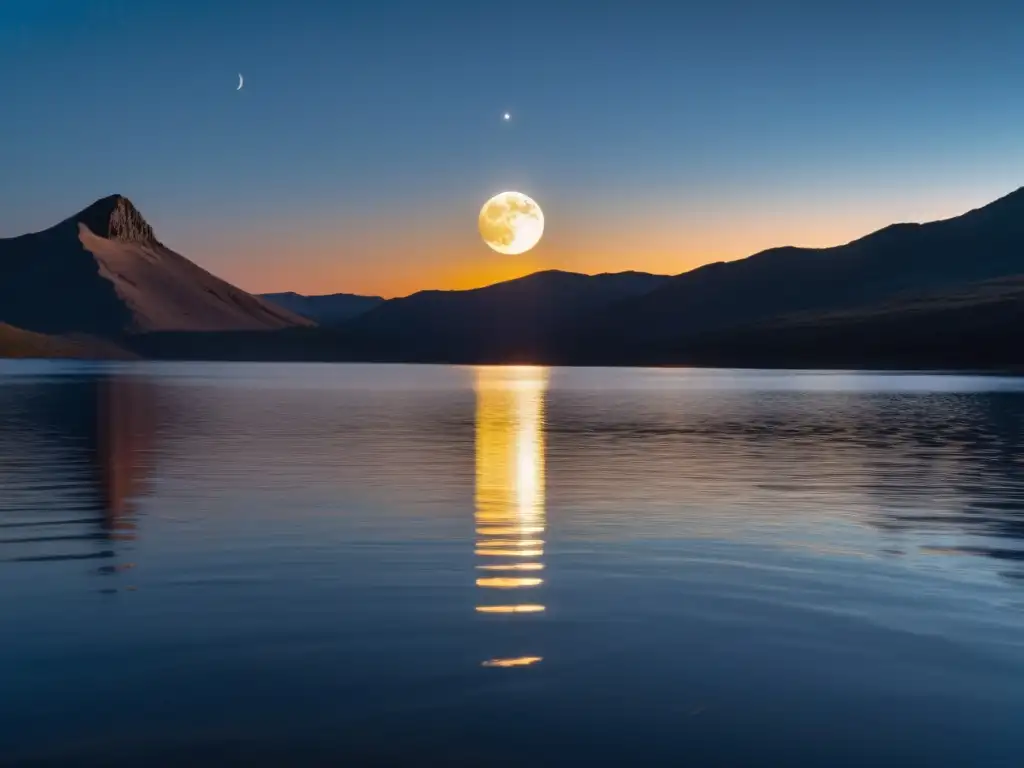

left=2, top=362, right=1024, bottom=766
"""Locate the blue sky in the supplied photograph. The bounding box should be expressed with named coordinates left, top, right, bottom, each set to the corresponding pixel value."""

left=3, top=0, right=1024, bottom=296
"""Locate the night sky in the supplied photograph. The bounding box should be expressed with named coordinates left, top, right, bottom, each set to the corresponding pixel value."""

left=3, top=0, right=1024, bottom=297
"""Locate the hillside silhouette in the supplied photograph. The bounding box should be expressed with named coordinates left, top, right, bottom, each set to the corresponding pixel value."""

left=260, top=291, right=384, bottom=324
left=596, top=186, right=1024, bottom=347
left=342, top=269, right=670, bottom=362
left=0, top=324, right=134, bottom=359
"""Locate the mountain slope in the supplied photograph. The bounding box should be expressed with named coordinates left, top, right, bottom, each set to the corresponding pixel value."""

left=651, top=274, right=1024, bottom=369
left=0, top=195, right=313, bottom=336
left=135, top=274, right=1024, bottom=369
left=601, top=186, right=1024, bottom=344
left=0, top=323, right=134, bottom=359
left=261, top=291, right=384, bottom=324
left=344, top=270, right=670, bottom=361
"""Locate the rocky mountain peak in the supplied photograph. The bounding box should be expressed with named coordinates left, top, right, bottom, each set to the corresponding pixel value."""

left=74, top=194, right=160, bottom=245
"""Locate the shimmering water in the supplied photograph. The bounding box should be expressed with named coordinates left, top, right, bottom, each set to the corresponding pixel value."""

left=3, top=362, right=1024, bottom=766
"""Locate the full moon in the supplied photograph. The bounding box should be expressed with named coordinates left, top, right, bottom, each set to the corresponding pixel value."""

left=478, top=191, right=544, bottom=255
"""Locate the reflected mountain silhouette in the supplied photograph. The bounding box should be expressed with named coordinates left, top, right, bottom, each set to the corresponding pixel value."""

left=0, top=371, right=159, bottom=566
left=94, top=374, right=158, bottom=531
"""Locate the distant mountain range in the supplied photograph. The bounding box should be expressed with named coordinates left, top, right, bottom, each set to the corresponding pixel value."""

left=259, top=291, right=384, bottom=324
left=594, top=186, right=1024, bottom=348
left=618, top=274, right=1024, bottom=369
left=342, top=269, right=670, bottom=362
left=6, top=188, right=1024, bottom=367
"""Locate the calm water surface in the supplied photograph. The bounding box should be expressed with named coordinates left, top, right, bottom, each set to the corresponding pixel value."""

left=3, top=362, right=1024, bottom=766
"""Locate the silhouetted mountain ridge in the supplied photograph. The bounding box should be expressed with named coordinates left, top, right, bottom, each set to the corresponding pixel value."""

left=10, top=185, right=1024, bottom=368
left=261, top=290, right=384, bottom=324
left=343, top=269, right=671, bottom=361
left=640, top=274, right=1024, bottom=369
left=597, top=185, right=1024, bottom=345
left=134, top=271, right=1024, bottom=369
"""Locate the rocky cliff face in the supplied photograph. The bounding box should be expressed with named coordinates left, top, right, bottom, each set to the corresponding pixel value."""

left=73, top=195, right=160, bottom=245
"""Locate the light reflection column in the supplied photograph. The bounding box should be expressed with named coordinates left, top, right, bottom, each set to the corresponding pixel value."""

left=473, top=366, right=548, bottom=667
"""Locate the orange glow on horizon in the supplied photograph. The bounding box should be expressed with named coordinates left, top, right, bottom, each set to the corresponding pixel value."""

left=182, top=189, right=996, bottom=300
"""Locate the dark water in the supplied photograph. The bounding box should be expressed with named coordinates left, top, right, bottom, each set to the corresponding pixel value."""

left=3, top=362, right=1024, bottom=766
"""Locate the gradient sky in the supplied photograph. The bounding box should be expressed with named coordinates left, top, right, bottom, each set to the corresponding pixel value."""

left=3, top=0, right=1024, bottom=298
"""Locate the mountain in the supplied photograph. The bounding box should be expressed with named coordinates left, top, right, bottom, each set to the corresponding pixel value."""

left=16, top=185, right=1024, bottom=369
left=0, top=195, right=313, bottom=336
left=261, top=291, right=384, bottom=324
left=342, top=269, right=671, bottom=362
left=0, top=323, right=134, bottom=359
left=598, top=186, right=1024, bottom=347
left=332, top=186, right=1024, bottom=365
left=647, top=274, right=1024, bottom=369
left=134, top=272, right=1024, bottom=369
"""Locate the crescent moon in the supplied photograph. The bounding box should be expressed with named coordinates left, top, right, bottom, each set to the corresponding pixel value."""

left=236, top=73, right=244, bottom=91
